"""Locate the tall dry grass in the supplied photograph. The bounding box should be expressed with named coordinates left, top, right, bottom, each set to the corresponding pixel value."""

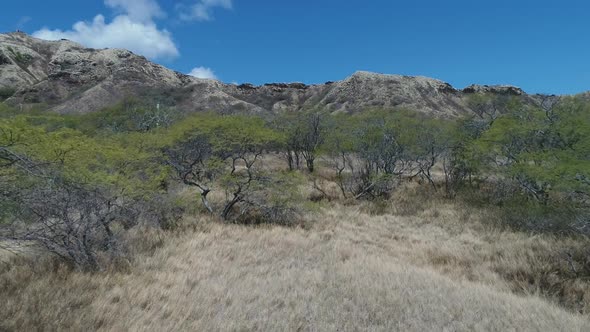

left=2, top=181, right=590, bottom=331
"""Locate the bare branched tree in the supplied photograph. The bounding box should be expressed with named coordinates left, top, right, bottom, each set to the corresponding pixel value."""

left=300, top=113, right=324, bottom=173
left=220, top=147, right=264, bottom=220
left=164, top=131, right=279, bottom=221
left=164, top=134, right=216, bottom=213
left=4, top=178, right=139, bottom=270
left=276, top=112, right=325, bottom=172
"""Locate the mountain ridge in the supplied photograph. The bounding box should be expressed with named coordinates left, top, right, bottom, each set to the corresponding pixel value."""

left=0, top=32, right=561, bottom=116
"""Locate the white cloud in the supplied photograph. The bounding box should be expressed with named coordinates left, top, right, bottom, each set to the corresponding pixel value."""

left=180, top=0, right=232, bottom=21
left=188, top=66, right=217, bottom=80
left=105, top=0, right=164, bottom=22
left=32, top=1, right=178, bottom=60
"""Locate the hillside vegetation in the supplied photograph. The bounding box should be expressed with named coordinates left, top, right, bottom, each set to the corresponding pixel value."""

left=1, top=93, right=589, bottom=330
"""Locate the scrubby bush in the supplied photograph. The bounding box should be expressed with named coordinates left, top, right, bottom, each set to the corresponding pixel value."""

left=0, top=111, right=167, bottom=269
left=321, top=110, right=456, bottom=200
left=79, top=98, right=177, bottom=133
left=162, top=113, right=286, bottom=221
left=232, top=172, right=304, bottom=226
left=273, top=111, right=326, bottom=172
left=0, top=87, right=16, bottom=101
left=13, top=181, right=139, bottom=270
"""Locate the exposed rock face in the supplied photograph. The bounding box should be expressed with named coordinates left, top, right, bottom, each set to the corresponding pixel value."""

left=462, top=84, right=525, bottom=96
left=0, top=32, right=562, bottom=117
left=314, top=71, right=469, bottom=116
left=222, top=82, right=326, bottom=113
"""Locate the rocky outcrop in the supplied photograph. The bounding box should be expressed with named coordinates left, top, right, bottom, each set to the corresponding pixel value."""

left=462, top=84, right=525, bottom=96
left=0, top=32, right=564, bottom=117
left=312, top=71, right=469, bottom=116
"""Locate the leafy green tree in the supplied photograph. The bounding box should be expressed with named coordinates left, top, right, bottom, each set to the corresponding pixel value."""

left=0, top=113, right=162, bottom=269
left=322, top=111, right=410, bottom=199
left=0, top=114, right=167, bottom=197
left=322, top=114, right=357, bottom=197
left=474, top=97, right=590, bottom=203
left=164, top=134, right=217, bottom=213
left=272, top=112, right=303, bottom=171
left=274, top=111, right=325, bottom=172
left=395, top=112, right=455, bottom=190
left=464, top=93, right=521, bottom=139
left=299, top=112, right=325, bottom=173
left=162, top=114, right=284, bottom=220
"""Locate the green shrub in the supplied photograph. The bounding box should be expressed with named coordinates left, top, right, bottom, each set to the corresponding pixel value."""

left=0, top=87, right=16, bottom=101
left=497, top=201, right=588, bottom=235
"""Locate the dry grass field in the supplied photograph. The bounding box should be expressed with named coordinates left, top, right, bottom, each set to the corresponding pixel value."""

left=2, top=181, right=590, bottom=331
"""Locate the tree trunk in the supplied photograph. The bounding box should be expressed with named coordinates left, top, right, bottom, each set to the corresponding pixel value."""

left=286, top=151, right=294, bottom=171
left=306, top=158, right=314, bottom=173
left=336, top=172, right=347, bottom=198
left=221, top=194, right=241, bottom=220
left=200, top=189, right=213, bottom=214
left=295, top=152, right=301, bottom=169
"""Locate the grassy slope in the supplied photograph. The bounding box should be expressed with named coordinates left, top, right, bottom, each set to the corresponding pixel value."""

left=2, top=186, right=589, bottom=331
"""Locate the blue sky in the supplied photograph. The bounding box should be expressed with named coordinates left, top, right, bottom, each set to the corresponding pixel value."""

left=1, top=0, right=589, bottom=94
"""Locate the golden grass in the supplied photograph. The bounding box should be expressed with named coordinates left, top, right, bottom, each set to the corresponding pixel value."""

left=2, top=185, right=590, bottom=331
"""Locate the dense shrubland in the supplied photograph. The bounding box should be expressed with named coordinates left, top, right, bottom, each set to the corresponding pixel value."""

left=275, top=97, right=589, bottom=229
left=1, top=94, right=590, bottom=329
left=0, top=95, right=589, bottom=269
